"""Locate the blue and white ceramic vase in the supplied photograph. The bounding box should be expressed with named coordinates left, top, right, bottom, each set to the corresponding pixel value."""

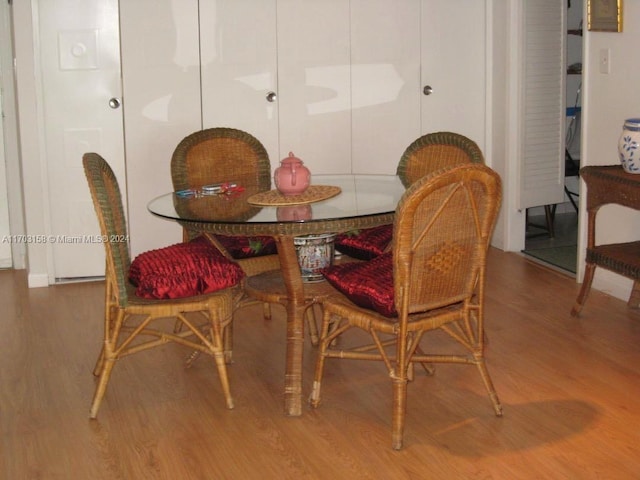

left=618, top=118, right=640, bottom=174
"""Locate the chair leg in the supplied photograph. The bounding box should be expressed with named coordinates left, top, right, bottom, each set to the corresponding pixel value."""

left=92, top=346, right=105, bottom=376
left=543, top=204, right=556, bottom=238
left=475, top=358, right=503, bottom=417
left=565, top=185, right=579, bottom=213
left=306, top=306, right=320, bottom=347
left=627, top=280, right=640, bottom=309
left=391, top=376, right=408, bottom=450
left=525, top=206, right=555, bottom=238
left=90, top=305, right=123, bottom=418
left=223, top=321, right=233, bottom=364
left=263, top=302, right=272, bottom=320
left=212, top=349, right=234, bottom=409
left=309, top=309, right=333, bottom=407
left=571, top=263, right=596, bottom=316
left=185, top=348, right=202, bottom=368
left=208, top=313, right=234, bottom=409
left=90, top=357, right=116, bottom=419
left=413, top=346, right=436, bottom=376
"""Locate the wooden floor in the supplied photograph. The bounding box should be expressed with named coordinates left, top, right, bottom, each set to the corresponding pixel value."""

left=2, top=248, right=640, bottom=479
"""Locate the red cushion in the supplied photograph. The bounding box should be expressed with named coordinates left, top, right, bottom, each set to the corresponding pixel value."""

left=214, top=234, right=277, bottom=259
left=129, top=236, right=245, bottom=299
left=322, top=252, right=396, bottom=317
left=334, top=225, right=392, bottom=261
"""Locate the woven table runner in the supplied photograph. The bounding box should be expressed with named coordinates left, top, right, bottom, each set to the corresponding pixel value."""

left=247, top=185, right=341, bottom=206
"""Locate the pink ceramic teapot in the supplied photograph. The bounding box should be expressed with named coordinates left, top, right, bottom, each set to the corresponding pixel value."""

left=274, top=152, right=311, bottom=196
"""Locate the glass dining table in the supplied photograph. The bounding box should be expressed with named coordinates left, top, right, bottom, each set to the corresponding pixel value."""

left=147, top=174, right=406, bottom=416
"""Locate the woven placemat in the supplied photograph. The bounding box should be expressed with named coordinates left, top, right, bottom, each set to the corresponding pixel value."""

left=247, top=185, right=341, bottom=206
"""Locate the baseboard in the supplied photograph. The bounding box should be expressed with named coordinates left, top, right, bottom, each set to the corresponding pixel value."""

left=592, top=270, right=633, bottom=303
left=28, top=273, right=49, bottom=288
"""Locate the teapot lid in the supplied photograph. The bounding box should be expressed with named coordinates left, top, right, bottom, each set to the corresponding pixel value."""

left=281, top=151, right=303, bottom=164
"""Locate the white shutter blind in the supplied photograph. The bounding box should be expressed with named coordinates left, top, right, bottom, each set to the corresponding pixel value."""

left=520, top=0, right=566, bottom=209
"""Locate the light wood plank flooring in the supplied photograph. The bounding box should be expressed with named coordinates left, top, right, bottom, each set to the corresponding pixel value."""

left=2, top=248, right=640, bottom=479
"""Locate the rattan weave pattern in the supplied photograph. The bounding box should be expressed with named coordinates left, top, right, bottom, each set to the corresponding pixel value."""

left=396, top=131, right=484, bottom=187
left=171, top=127, right=271, bottom=192
left=581, top=165, right=640, bottom=210
left=176, top=213, right=395, bottom=238
left=586, top=241, right=640, bottom=280
left=247, top=185, right=342, bottom=206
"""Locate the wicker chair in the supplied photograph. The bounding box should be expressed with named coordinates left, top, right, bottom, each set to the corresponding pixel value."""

left=335, top=131, right=485, bottom=261
left=171, top=127, right=280, bottom=274
left=171, top=127, right=280, bottom=318
left=310, top=163, right=503, bottom=450
left=83, top=153, right=243, bottom=418
left=396, top=131, right=485, bottom=186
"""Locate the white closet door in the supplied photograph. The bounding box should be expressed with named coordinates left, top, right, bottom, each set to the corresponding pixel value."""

left=277, top=0, right=351, bottom=174
left=37, top=0, right=125, bottom=279
left=420, top=0, right=487, bottom=150
left=120, top=0, right=202, bottom=257
left=200, top=0, right=279, bottom=165
left=350, top=0, right=421, bottom=175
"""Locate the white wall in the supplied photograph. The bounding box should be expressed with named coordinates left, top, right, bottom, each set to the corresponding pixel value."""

left=0, top=1, right=15, bottom=267
left=1, top=2, right=26, bottom=271
left=579, top=0, right=640, bottom=301
left=487, top=0, right=508, bottom=251
left=11, top=1, right=49, bottom=287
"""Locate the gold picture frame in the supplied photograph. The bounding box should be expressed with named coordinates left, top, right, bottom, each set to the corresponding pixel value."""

left=588, top=0, right=623, bottom=32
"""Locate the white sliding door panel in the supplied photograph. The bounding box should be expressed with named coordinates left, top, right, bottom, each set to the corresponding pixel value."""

left=200, top=0, right=279, bottom=165
left=120, top=0, right=201, bottom=257
left=37, top=0, right=125, bottom=278
left=421, top=0, right=486, bottom=150
left=350, top=0, right=421, bottom=175
left=519, top=0, right=566, bottom=209
left=277, top=0, right=351, bottom=174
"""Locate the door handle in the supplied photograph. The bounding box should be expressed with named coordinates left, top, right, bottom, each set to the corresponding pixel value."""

left=423, top=85, right=433, bottom=96
left=109, top=97, right=122, bottom=109
left=266, top=91, right=277, bottom=103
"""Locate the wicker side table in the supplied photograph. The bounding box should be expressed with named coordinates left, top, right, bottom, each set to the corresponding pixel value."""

left=572, top=165, right=640, bottom=316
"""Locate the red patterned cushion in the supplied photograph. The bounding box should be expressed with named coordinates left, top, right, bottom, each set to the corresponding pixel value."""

left=129, top=236, right=245, bottom=299
left=214, top=234, right=277, bottom=259
left=334, top=225, right=393, bottom=261
left=322, top=252, right=396, bottom=317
